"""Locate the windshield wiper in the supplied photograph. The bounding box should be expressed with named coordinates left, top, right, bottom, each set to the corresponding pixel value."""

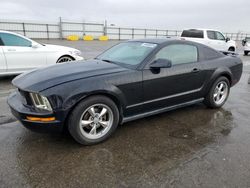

left=101, top=59, right=115, bottom=64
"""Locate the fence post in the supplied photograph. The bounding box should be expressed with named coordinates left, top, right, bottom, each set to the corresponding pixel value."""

left=104, top=20, right=107, bottom=36
left=175, top=30, right=178, bottom=37
left=144, top=29, right=147, bottom=38
left=118, top=28, right=121, bottom=40
left=82, top=21, right=85, bottom=36
left=46, top=24, right=49, bottom=40
left=22, top=23, right=26, bottom=36
left=59, top=17, right=63, bottom=39
left=132, top=28, right=134, bottom=39
left=166, top=30, right=168, bottom=37
left=156, top=29, right=158, bottom=37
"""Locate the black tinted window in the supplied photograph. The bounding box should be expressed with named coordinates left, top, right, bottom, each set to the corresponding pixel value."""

left=0, top=37, right=3, bottom=46
left=0, top=33, right=31, bottom=47
left=207, top=31, right=216, bottom=40
left=155, top=44, right=198, bottom=65
left=181, top=30, right=204, bottom=38
left=200, top=46, right=222, bottom=60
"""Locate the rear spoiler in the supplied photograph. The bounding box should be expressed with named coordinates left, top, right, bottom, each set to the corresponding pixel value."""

left=220, top=51, right=239, bottom=57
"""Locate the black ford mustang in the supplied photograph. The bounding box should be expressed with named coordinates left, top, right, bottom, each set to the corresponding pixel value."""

left=8, top=39, right=242, bottom=145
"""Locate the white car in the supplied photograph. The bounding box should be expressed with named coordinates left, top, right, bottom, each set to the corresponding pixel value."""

left=0, top=30, right=83, bottom=76
left=181, top=29, right=236, bottom=52
left=242, top=37, right=250, bottom=56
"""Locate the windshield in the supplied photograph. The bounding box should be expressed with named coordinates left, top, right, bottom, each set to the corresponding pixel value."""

left=246, top=37, right=250, bottom=42
left=96, top=42, right=157, bottom=67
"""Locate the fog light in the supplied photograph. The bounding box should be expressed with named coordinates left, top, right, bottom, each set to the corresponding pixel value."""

left=26, top=116, right=56, bottom=122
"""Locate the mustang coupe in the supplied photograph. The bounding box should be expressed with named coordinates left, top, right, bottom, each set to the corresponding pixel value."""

left=8, top=39, right=242, bottom=145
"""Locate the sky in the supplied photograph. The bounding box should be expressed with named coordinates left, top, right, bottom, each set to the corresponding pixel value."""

left=0, top=0, right=249, bottom=32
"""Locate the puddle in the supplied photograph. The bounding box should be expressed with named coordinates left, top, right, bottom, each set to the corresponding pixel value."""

left=169, top=128, right=195, bottom=139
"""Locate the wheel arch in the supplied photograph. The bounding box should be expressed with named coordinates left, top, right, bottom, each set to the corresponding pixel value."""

left=63, top=91, right=125, bottom=130
left=228, top=46, right=235, bottom=52
left=56, top=55, right=75, bottom=63
left=203, top=68, right=233, bottom=96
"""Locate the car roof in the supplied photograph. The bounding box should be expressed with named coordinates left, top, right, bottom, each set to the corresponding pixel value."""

left=182, top=28, right=222, bottom=32
left=128, top=38, right=177, bottom=44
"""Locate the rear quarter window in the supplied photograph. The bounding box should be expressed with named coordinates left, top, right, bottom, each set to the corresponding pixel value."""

left=199, top=45, right=223, bottom=60
left=181, top=30, right=204, bottom=38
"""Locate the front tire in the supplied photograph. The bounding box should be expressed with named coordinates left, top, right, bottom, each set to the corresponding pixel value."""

left=228, top=47, right=235, bottom=52
left=57, top=55, right=74, bottom=63
left=244, top=51, right=249, bottom=56
left=204, top=77, right=230, bottom=108
left=68, top=96, right=119, bottom=145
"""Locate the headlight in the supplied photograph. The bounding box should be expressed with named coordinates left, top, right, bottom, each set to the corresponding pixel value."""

left=30, top=93, right=52, bottom=111
left=70, top=50, right=82, bottom=56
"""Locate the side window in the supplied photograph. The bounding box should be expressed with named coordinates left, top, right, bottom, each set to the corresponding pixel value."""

left=155, top=44, right=198, bottom=66
left=0, top=37, right=3, bottom=46
left=215, top=32, right=225, bottom=40
left=207, top=31, right=216, bottom=40
left=0, top=33, right=31, bottom=47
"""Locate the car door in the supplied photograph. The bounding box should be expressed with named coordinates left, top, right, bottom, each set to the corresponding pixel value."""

left=214, top=31, right=227, bottom=51
left=0, top=44, right=6, bottom=74
left=142, top=43, right=206, bottom=112
left=206, top=30, right=227, bottom=51
left=0, top=32, right=46, bottom=73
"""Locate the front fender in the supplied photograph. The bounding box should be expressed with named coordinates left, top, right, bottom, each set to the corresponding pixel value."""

left=41, top=79, right=127, bottom=117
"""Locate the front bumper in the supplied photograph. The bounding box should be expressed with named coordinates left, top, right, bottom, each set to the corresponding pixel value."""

left=244, top=45, right=250, bottom=52
left=73, top=55, right=84, bottom=61
left=7, top=91, right=64, bottom=133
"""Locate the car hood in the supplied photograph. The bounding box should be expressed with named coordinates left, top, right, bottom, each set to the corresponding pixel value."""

left=43, top=44, right=80, bottom=52
left=12, top=60, right=128, bottom=92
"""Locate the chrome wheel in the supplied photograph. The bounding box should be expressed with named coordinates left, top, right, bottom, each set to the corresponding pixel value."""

left=79, top=104, right=114, bottom=140
left=213, top=81, right=229, bottom=105
left=57, top=56, right=73, bottom=63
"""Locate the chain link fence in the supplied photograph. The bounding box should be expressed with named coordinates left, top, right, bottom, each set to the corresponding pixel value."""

left=0, top=18, right=249, bottom=41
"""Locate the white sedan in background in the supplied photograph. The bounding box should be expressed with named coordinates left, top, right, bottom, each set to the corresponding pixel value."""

left=0, top=30, right=83, bottom=76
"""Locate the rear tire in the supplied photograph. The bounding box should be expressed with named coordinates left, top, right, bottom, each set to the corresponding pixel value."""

left=228, top=47, right=235, bottom=52
left=204, top=77, right=230, bottom=108
left=244, top=51, right=249, bottom=56
left=68, top=95, right=119, bottom=145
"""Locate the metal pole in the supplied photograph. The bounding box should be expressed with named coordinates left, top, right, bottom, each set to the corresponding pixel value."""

left=59, top=17, right=63, bottom=39
left=166, top=30, right=168, bottom=37
left=132, top=28, right=134, bottom=39
left=144, top=29, right=147, bottom=38
left=46, top=24, right=49, bottom=40
left=22, top=23, right=26, bottom=36
left=118, top=28, right=121, bottom=40
left=104, top=20, right=107, bottom=36
left=82, top=20, right=85, bottom=36
left=156, top=29, right=158, bottom=37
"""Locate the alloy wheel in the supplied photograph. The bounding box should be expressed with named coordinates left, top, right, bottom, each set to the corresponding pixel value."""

left=79, top=104, right=114, bottom=140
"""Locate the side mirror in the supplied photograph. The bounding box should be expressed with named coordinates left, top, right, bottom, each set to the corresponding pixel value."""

left=225, top=37, right=230, bottom=42
left=31, top=43, right=39, bottom=48
left=150, top=58, right=172, bottom=69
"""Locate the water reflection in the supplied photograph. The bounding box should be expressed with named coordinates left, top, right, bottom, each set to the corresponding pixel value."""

left=15, top=105, right=234, bottom=187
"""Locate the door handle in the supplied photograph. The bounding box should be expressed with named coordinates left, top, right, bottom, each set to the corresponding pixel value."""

left=7, top=49, right=16, bottom=52
left=191, top=68, right=200, bottom=73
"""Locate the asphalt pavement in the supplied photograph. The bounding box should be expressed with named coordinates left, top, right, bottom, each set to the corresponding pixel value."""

left=1, top=40, right=250, bottom=187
